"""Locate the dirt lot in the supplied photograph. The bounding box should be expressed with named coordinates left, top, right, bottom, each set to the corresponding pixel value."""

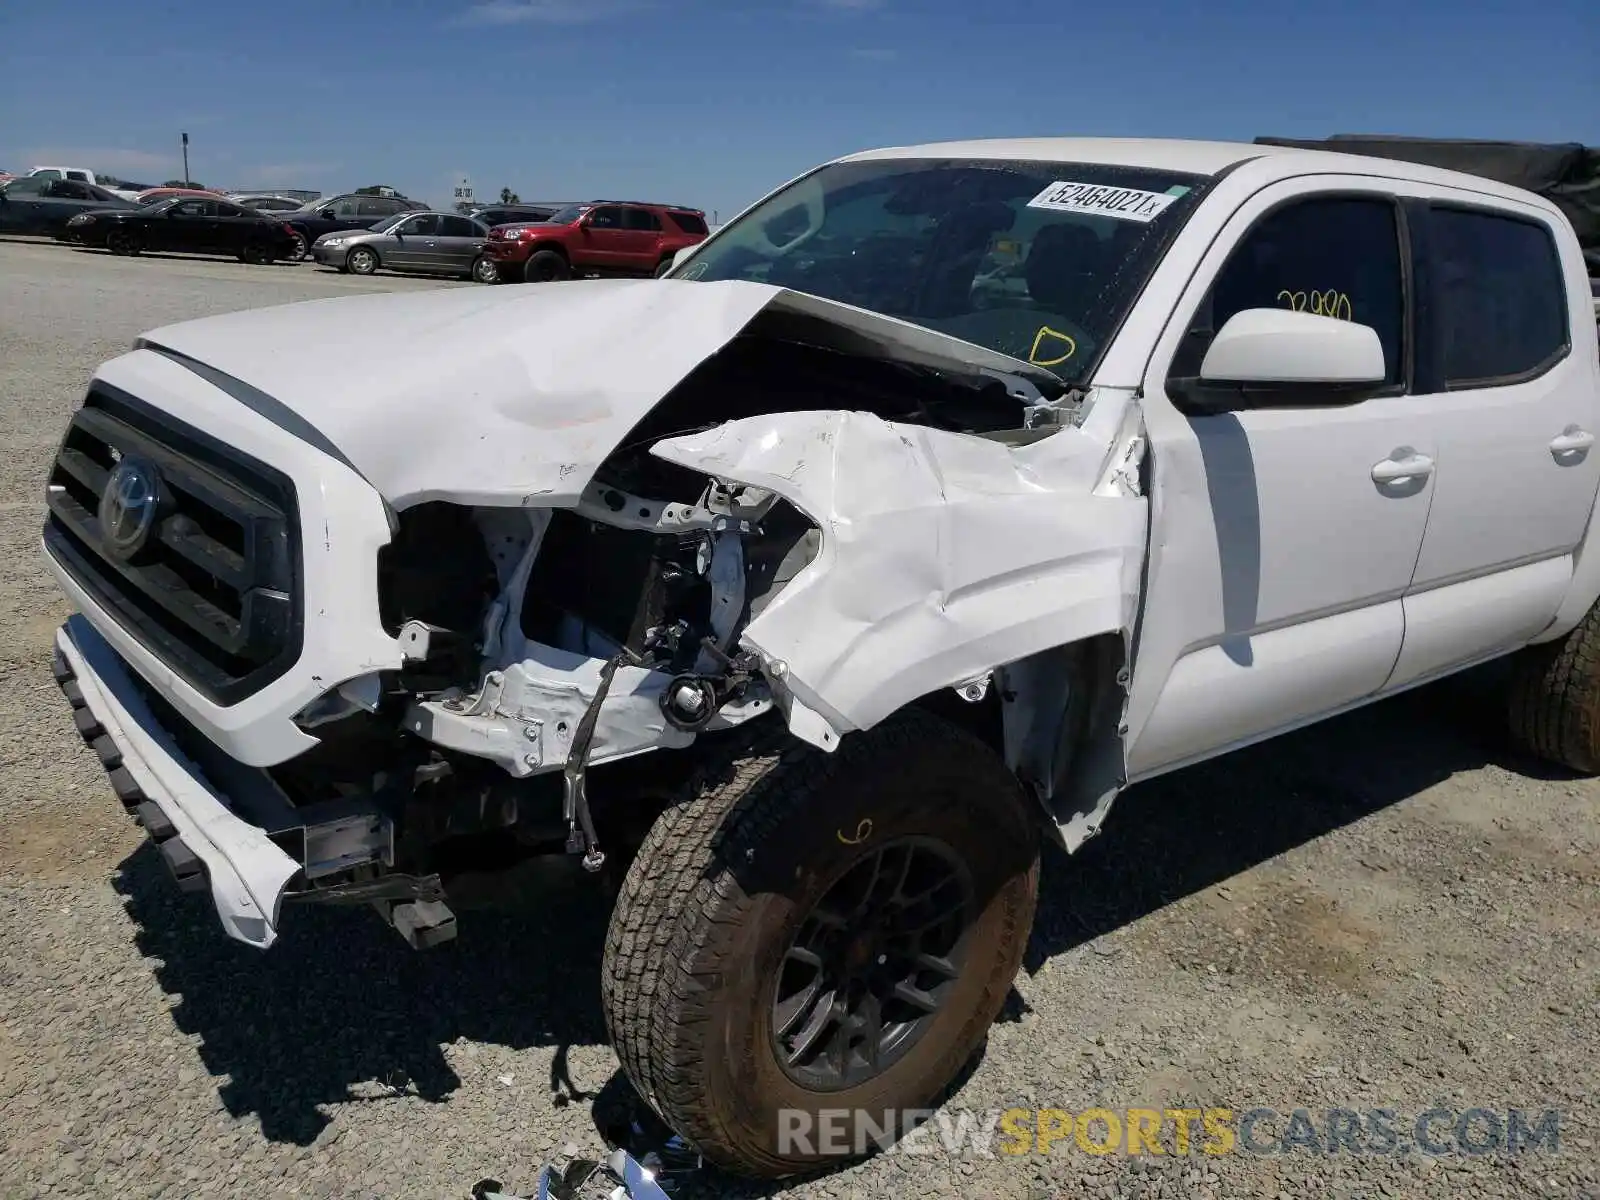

left=0, top=239, right=1595, bottom=1200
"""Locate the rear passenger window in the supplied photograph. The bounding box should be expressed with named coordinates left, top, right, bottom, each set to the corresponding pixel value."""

left=667, top=211, right=709, bottom=235
left=1429, top=207, right=1568, bottom=386
left=623, top=207, right=662, bottom=231
left=1179, top=196, right=1406, bottom=388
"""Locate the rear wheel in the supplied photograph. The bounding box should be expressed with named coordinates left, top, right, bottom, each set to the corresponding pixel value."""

left=106, top=228, right=139, bottom=257
left=523, top=249, right=568, bottom=283
left=602, top=710, right=1040, bottom=1177
left=1509, top=602, right=1600, bottom=771
left=471, top=255, right=500, bottom=284
left=285, top=230, right=308, bottom=262
left=346, top=246, right=379, bottom=275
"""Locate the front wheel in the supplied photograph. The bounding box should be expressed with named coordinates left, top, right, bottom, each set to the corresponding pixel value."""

left=106, top=228, right=139, bottom=256
left=346, top=246, right=379, bottom=275
left=602, top=710, right=1040, bottom=1178
left=471, top=255, right=500, bottom=284
left=522, top=249, right=568, bottom=283
left=653, top=256, right=676, bottom=278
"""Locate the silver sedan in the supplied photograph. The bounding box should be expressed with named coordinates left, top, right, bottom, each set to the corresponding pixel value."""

left=311, top=210, right=495, bottom=280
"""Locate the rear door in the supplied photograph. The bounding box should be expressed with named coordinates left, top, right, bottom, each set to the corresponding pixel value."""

left=437, top=215, right=487, bottom=273
left=1385, top=195, right=1600, bottom=686
left=620, top=206, right=665, bottom=270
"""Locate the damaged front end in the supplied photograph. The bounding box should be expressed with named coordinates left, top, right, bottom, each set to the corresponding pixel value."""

left=79, top=279, right=1148, bottom=947
left=332, top=290, right=1151, bottom=912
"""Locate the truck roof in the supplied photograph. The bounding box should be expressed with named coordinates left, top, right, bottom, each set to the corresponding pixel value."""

left=839, top=136, right=1571, bottom=216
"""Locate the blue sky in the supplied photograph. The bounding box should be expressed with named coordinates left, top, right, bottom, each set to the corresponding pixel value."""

left=2, top=0, right=1595, bottom=220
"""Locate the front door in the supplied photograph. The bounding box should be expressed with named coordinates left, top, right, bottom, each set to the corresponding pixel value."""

left=385, top=213, right=437, bottom=269
left=581, top=205, right=628, bottom=268
left=1385, top=194, right=1600, bottom=686
left=1126, top=181, right=1435, bottom=778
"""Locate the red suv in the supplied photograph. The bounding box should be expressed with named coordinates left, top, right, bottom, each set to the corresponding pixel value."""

left=478, top=201, right=709, bottom=284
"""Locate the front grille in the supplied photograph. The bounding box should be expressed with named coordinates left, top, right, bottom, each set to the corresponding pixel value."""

left=44, top=384, right=302, bottom=706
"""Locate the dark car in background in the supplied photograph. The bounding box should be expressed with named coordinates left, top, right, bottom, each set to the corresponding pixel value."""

left=311, top=211, right=493, bottom=279
left=466, top=201, right=568, bottom=229
left=0, top=177, right=134, bottom=237
left=279, top=192, right=428, bottom=260
left=66, top=195, right=301, bottom=263
left=478, top=200, right=710, bottom=283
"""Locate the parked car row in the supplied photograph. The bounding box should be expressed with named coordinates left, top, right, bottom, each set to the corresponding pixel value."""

left=2, top=172, right=714, bottom=282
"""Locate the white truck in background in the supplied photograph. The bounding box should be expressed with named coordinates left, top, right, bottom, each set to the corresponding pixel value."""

left=41, top=136, right=1600, bottom=1178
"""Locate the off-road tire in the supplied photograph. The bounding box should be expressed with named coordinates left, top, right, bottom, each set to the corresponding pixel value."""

left=601, top=709, right=1040, bottom=1178
left=523, top=249, right=568, bottom=283
left=1509, top=603, right=1600, bottom=771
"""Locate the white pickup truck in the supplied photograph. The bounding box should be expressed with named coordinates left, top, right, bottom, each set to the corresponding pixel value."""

left=42, top=137, right=1600, bottom=1177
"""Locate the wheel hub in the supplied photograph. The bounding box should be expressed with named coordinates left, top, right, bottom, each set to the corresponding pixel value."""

left=770, top=836, right=975, bottom=1092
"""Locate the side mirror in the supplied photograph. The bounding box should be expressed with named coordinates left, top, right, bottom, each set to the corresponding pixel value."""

left=1172, top=308, right=1386, bottom=413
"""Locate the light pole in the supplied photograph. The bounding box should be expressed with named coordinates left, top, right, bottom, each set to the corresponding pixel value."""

left=181, top=132, right=190, bottom=186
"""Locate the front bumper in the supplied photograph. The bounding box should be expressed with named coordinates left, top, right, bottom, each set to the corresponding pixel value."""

left=54, top=614, right=300, bottom=948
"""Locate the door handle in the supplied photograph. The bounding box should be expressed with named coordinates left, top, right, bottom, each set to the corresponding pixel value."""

left=1550, top=427, right=1595, bottom=457
left=1371, top=450, right=1434, bottom=484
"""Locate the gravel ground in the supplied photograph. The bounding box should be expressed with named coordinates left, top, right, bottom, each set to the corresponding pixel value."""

left=0, top=238, right=1596, bottom=1200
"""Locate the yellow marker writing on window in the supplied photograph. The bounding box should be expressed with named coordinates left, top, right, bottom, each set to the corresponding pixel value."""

left=1277, top=289, right=1353, bottom=322
left=1029, top=326, right=1077, bottom=368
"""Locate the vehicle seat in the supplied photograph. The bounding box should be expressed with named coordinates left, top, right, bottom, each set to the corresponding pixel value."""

left=1025, top=223, right=1109, bottom=311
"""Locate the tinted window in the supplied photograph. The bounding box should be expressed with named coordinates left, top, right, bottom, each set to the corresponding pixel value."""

left=87, top=184, right=121, bottom=202
left=47, top=181, right=92, bottom=199
left=65, top=171, right=90, bottom=182
left=667, top=210, right=708, bottom=235
left=442, top=216, right=481, bottom=237
left=1430, top=207, right=1568, bottom=385
left=588, top=206, right=622, bottom=229
left=331, top=197, right=361, bottom=218
left=216, top=202, right=255, bottom=218
left=4, top=177, right=48, bottom=196
left=623, top=206, right=662, bottom=231
left=476, top=209, right=509, bottom=226
left=1181, top=196, right=1405, bottom=387
left=172, top=200, right=213, bottom=217
left=399, top=214, right=441, bottom=235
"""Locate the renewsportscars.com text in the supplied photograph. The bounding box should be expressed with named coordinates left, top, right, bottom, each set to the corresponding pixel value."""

left=777, top=1106, right=1564, bottom=1159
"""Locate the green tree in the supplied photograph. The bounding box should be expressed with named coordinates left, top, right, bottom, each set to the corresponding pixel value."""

left=499, top=186, right=520, bottom=204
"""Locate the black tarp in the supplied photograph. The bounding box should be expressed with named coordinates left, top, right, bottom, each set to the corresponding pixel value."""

left=1254, top=135, right=1600, bottom=259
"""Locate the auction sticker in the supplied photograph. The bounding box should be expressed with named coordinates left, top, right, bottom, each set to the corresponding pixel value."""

left=1027, top=181, right=1178, bottom=223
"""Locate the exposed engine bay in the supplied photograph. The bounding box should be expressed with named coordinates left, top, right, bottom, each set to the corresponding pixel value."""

left=269, top=320, right=1101, bottom=904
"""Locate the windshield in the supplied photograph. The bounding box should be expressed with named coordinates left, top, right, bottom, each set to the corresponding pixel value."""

left=671, top=158, right=1209, bottom=382
left=545, top=204, right=591, bottom=225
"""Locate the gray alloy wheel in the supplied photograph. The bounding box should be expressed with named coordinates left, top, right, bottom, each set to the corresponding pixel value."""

left=471, top=255, right=499, bottom=284
left=346, top=246, right=379, bottom=275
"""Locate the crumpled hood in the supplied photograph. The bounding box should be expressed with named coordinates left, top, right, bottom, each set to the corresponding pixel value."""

left=132, top=278, right=1065, bottom=508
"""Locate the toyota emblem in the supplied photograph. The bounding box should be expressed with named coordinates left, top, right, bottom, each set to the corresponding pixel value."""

left=98, top=458, right=161, bottom=560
